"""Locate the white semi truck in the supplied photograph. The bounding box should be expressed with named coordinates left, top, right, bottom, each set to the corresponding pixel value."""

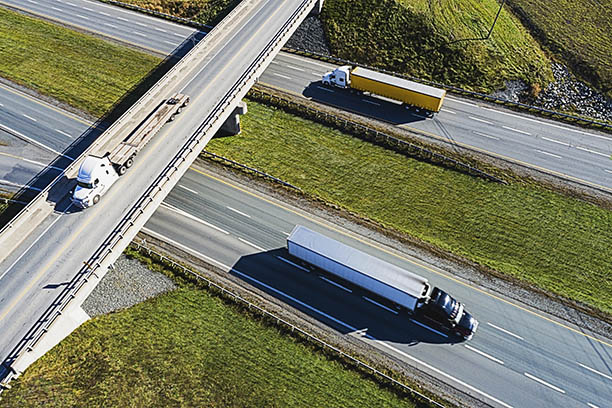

left=72, top=93, right=189, bottom=208
left=287, top=225, right=478, bottom=340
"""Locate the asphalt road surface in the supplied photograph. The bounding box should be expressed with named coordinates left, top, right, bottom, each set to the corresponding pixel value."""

left=2, top=0, right=611, bottom=193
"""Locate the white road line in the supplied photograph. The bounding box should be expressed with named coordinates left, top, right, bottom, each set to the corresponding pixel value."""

left=0, top=205, right=72, bottom=283
left=172, top=32, right=185, bottom=38
left=473, top=131, right=499, bottom=140
left=536, top=149, right=562, bottom=159
left=22, top=114, right=37, bottom=122
left=75, top=14, right=89, bottom=20
left=362, top=99, right=381, bottom=106
left=362, top=296, right=399, bottom=315
left=104, top=23, right=118, bottom=29
left=0, top=123, right=73, bottom=159
left=276, top=256, right=309, bottom=272
left=99, top=11, right=110, bottom=16
left=410, top=319, right=448, bottom=337
left=0, top=103, right=3, bottom=107
left=66, top=2, right=76, bottom=6
left=285, top=64, right=304, bottom=72
left=501, top=125, right=531, bottom=136
left=0, top=179, right=42, bottom=191
left=82, top=6, right=94, bottom=11
left=273, top=73, right=292, bottom=80
left=178, top=184, right=199, bottom=195
left=161, top=202, right=229, bottom=235
left=163, top=40, right=176, bottom=45
left=588, top=403, right=600, bottom=408
left=154, top=27, right=167, bottom=33
left=133, top=31, right=147, bottom=37
left=375, top=341, right=514, bottom=408
left=524, top=372, right=565, bottom=394
left=317, top=86, right=334, bottom=93
left=441, top=108, right=456, bottom=114
left=447, top=98, right=478, bottom=107
left=51, top=6, right=63, bottom=11
left=542, top=136, right=570, bottom=146
left=312, top=72, right=321, bottom=77
left=238, top=237, right=266, bottom=252
left=55, top=129, right=72, bottom=138
left=135, top=22, right=147, bottom=27
left=319, top=275, right=352, bottom=293
left=226, top=206, right=251, bottom=218
left=464, top=345, right=504, bottom=365
left=26, top=0, right=38, bottom=3
left=469, top=116, right=493, bottom=125
left=576, top=146, right=609, bottom=157
left=577, top=362, right=612, bottom=381
left=117, top=16, right=129, bottom=22
left=281, top=231, right=291, bottom=237
left=605, top=169, right=612, bottom=174
left=270, top=61, right=279, bottom=64
left=0, top=152, right=62, bottom=170
left=486, top=322, right=524, bottom=340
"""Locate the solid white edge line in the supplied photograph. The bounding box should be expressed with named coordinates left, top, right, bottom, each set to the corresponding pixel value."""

left=272, top=73, right=292, bottom=80
left=362, top=296, right=399, bottom=315
left=576, top=146, right=609, bottom=157
left=577, top=362, right=612, bottom=381
left=464, top=344, right=504, bottom=365
left=541, top=136, right=569, bottom=146
left=178, top=184, right=199, bottom=195
left=160, top=202, right=229, bottom=235
left=238, top=237, right=266, bottom=252
left=374, top=340, right=514, bottom=408
left=319, top=275, right=352, bottom=293
left=226, top=206, right=251, bottom=218
left=536, top=149, right=562, bottom=159
left=501, top=125, right=531, bottom=135
left=276, top=256, right=309, bottom=272
left=468, top=116, right=493, bottom=125
left=523, top=372, right=565, bottom=394
left=410, top=318, right=448, bottom=337
left=486, top=322, right=524, bottom=340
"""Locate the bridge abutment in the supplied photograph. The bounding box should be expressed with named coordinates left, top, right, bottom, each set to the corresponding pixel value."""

left=217, top=101, right=248, bottom=136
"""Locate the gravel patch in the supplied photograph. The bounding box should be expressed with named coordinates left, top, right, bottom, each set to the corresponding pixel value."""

left=286, top=15, right=330, bottom=55
left=82, top=254, right=176, bottom=317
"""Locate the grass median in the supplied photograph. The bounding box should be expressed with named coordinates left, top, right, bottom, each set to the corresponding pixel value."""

left=206, top=101, right=612, bottom=316
left=0, top=284, right=421, bottom=407
left=0, top=8, right=160, bottom=117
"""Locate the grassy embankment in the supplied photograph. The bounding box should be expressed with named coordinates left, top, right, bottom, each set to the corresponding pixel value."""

left=507, top=0, right=612, bottom=99
left=206, top=101, right=612, bottom=316
left=114, top=0, right=239, bottom=25
left=0, top=261, right=422, bottom=408
left=321, top=0, right=552, bottom=94
left=0, top=8, right=159, bottom=117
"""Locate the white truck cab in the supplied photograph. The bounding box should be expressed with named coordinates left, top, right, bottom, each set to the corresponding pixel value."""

left=72, top=155, right=119, bottom=208
left=322, top=66, right=351, bottom=88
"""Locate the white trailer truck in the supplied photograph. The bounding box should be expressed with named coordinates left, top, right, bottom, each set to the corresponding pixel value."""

left=287, top=225, right=478, bottom=340
left=72, top=93, right=189, bottom=208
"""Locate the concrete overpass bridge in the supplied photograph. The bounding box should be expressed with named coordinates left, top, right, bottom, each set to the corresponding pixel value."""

left=0, top=0, right=322, bottom=383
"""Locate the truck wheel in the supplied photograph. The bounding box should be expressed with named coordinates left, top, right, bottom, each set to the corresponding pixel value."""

left=93, top=195, right=100, bottom=205
left=126, top=157, right=134, bottom=168
left=119, top=165, right=127, bottom=175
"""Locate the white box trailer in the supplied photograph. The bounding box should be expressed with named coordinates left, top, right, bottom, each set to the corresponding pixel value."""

left=287, top=225, right=431, bottom=312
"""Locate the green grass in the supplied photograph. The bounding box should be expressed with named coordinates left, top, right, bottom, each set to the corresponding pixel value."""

left=507, top=0, right=612, bottom=98
left=206, top=101, right=612, bottom=315
left=0, top=285, right=418, bottom=407
left=0, top=8, right=160, bottom=117
left=321, top=0, right=553, bottom=94
left=115, top=0, right=238, bottom=25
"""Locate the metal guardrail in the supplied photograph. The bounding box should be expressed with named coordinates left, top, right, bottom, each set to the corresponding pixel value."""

left=282, top=48, right=612, bottom=133
left=1, top=0, right=318, bottom=387
left=202, top=150, right=301, bottom=190
left=131, top=240, right=447, bottom=408
left=248, top=88, right=507, bottom=184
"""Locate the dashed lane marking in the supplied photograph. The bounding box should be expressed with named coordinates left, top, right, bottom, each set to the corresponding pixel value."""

left=577, top=362, right=612, bottom=381
left=227, top=206, right=251, bottom=218
left=75, top=14, right=89, bottom=20
left=542, top=136, right=569, bottom=146
left=319, top=275, right=352, bottom=293
left=487, top=322, right=524, bottom=340
left=285, top=64, right=304, bottom=72
left=441, top=108, right=456, bottom=114
left=22, top=114, right=37, bottom=122
left=473, top=131, right=499, bottom=140
left=238, top=237, right=266, bottom=252
left=576, top=146, right=609, bottom=157
left=362, top=99, right=380, bottom=106
left=178, top=184, right=199, bottom=195
left=524, top=372, right=565, bottom=394
left=502, top=125, right=531, bottom=136
left=410, top=318, right=447, bottom=337
left=276, top=256, right=309, bottom=272
left=161, top=202, right=229, bottom=235
left=468, top=116, right=492, bottom=125
left=536, top=149, right=562, bottom=159
left=133, top=31, right=147, bottom=37
left=55, top=129, right=73, bottom=138
left=464, top=345, right=504, bottom=365
left=316, top=86, right=334, bottom=92
left=362, top=296, right=399, bottom=315
left=273, top=73, right=292, bottom=80
left=104, top=23, right=118, bottom=28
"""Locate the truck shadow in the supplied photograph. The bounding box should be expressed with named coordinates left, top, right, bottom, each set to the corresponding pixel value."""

left=0, top=30, right=206, bottom=225
left=231, top=248, right=463, bottom=345
left=302, top=82, right=432, bottom=126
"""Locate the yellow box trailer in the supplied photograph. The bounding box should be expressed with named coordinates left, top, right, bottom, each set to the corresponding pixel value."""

left=322, top=66, right=446, bottom=112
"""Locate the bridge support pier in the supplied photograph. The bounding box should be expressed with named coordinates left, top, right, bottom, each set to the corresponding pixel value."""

left=217, top=101, right=248, bottom=137
left=310, top=0, right=324, bottom=15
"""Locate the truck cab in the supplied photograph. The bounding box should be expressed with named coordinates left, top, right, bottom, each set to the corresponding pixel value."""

left=72, top=155, right=119, bottom=208
left=322, top=66, right=351, bottom=88
left=421, top=287, right=479, bottom=340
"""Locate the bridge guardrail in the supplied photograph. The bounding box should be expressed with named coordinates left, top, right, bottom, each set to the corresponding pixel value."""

left=1, top=0, right=317, bottom=386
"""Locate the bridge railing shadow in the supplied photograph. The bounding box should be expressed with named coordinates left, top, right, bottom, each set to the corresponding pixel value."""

left=0, top=30, right=206, bottom=226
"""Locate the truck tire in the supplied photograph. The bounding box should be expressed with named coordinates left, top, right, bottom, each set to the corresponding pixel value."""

left=119, top=165, right=127, bottom=175
left=93, top=195, right=100, bottom=205
left=126, top=157, right=134, bottom=168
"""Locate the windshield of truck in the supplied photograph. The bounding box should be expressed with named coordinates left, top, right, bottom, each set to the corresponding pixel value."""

left=77, top=180, right=94, bottom=189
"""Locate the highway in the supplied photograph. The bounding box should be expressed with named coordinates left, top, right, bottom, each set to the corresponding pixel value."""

left=2, top=0, right=611, bottom=193
left=0, top=1, right=610, bottom=407
left=0, top=0, right=316, bottom=383
left=1, top=69, right=611, bottom=408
